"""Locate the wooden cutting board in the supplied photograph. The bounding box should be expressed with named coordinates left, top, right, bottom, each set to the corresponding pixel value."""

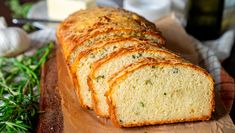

left=37, top=50, right=63, bottom=133
left=37, top=49, right=235, bottom=133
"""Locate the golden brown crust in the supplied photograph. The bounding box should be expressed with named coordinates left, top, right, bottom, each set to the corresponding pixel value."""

left=73, top=74, right=92, bottom=110
left=57, top=7, right=164, bottom=61
left=57, top=46, right=92, bottom=110
left=107, top=61, right=215, bottom=127
left=88, top=46, right=183, bottom=117
left=87, top=76, right=109, bottom=117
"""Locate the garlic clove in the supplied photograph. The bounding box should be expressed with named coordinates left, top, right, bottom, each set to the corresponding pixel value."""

left=0, top=27, right=30, bottom=57
left=0, top=17, right=7, bottom=29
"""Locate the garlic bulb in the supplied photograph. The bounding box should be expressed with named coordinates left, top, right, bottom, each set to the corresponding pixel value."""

left=0, top=27, right=30, bottom=57
left=0, top=17, right=7, bottom=29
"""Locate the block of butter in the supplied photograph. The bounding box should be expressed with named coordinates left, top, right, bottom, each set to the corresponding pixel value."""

left=47, top=0, right=96, bottom=21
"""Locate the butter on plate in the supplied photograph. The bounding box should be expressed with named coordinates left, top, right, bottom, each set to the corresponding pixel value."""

left=47, top=0, right=96, bottom=21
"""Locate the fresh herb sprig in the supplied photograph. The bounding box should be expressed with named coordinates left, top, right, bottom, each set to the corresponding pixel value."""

left=6, top=0, right=35, bottom=18
left=0, top=42, right=54, bottom=132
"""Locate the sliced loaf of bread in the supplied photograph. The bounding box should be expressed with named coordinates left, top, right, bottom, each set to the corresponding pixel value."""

left=71, top=38, right=162, bottom=109
left=56, top=7, right=215, bottom=127
left=88, top=46, right=182, bottom=117
left=107, top=60, right=214, bottom=127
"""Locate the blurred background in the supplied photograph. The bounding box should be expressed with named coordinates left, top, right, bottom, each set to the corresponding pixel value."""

left=0, top=0, right=235, bottom=122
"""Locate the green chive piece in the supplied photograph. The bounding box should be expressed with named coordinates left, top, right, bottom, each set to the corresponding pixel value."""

left=140, top=102, right=145, bottom=107
left=145, top=80, right=153, bottom=85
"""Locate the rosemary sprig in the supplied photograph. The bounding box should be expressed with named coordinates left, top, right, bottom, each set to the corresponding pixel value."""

left=0, top=42, right=54, bottom=132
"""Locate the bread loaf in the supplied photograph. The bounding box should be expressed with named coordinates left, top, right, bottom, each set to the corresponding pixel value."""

left=57, top=7, right=215, bottom=127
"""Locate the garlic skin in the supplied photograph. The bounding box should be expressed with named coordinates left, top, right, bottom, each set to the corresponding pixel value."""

left=0, top=27, right=30, bottom=57
left=0, top=17, right=7, bottom=29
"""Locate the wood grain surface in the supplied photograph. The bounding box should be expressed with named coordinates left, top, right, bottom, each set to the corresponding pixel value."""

left=37, top=51, right=63, bottom=133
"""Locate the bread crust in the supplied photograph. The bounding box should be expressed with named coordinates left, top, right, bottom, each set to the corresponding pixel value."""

left=57, top=7, right=165, bottom=61
left=54, top=44, right=91, bottom=110
left=107, top=61, right=215, bottom=127
left=88, top=46, right=183, bottom=117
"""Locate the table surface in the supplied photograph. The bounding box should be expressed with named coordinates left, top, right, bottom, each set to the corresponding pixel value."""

left=0, top=0, right=234, bottom=124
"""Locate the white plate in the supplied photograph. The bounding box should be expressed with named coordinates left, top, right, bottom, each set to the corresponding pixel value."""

left=27, top=0, right=119, bottom=29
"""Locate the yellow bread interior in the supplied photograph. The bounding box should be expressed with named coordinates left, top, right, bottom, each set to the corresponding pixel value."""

left=108, top=57, right=183, bottom=87
left=107, top=62, right=214, bottom=127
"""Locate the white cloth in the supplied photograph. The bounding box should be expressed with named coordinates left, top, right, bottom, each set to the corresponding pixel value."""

left=203, top=30, right=234, bottom=61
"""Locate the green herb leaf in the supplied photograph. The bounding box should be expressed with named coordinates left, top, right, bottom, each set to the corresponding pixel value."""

left=96, top=75, right=105, bottom=82
left=172, top=68, right=179, bottom=74
left=132, top=53, right=143, bottom=59
left=140, top=102, right=145, bottom=107
left=6, top=0, right=34, bottom=18
left=145, top=79, right=153, bottom=85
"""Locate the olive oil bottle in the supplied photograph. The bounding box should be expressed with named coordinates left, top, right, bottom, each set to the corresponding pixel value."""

left=186, top=0, right=224, bottom=40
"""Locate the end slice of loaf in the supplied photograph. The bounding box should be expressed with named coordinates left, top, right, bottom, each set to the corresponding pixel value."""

left=88, top=46, right=182, bottom=117
left=71, top=38, right=162, bottom=109
left=107, top=61, right=215, bottom=127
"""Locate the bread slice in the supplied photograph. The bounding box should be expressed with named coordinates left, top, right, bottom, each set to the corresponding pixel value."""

left=88, top=46, right=182, bottom=117
left=56, top=7, right=163, bottom=60
left=71, top=38, right=163, bottom=109
left=68, top=30, right=165, bottom=65
left=107, top=61, right=215, bottom=127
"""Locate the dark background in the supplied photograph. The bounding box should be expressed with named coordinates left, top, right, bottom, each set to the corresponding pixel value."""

left=0, top=0, right=234, bottom=123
